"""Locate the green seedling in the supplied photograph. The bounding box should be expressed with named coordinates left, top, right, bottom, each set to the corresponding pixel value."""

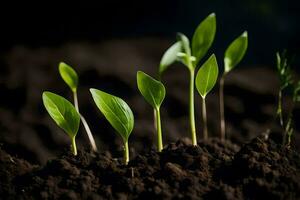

left=276, top=51, right=299, bottom=147
left=42, top=91, right=80, bottom=155
left=137, top=71, right=166, bottom=152
left=59, top=62, right=98, bottom=152
left=195, top=54, right=219, bottom=140
left=90, top=89, right=134, bottom=165
left=159, top=13, right=216, bottom=145
left=220, top=32, right=248, bottom=141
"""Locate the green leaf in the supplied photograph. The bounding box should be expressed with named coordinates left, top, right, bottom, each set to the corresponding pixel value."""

left=195, top=54, right=219, bottom=98
left=59, top=62, right=79, bottom=93
left=224, top=31, right=248, bottom=73
left=42, top=91, right=80, bottom=138
left=159, top=41, right=182, bottom=76
left=177, top=33, right=191, bottom=56
left=192, top=13, right=216, bottom=66
left=90, top=89, right=134, bottom=141
left=137, top=71, right=166, bottom=108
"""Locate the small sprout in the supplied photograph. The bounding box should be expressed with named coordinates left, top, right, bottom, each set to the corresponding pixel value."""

left=276, top=51, right=298, bottom=147
left=220, top=31, right=248, bottom=141
left=137, top=71, right=166, bottom=152
left=59, top=62, right=98, bottom=152
left=166, top=13, right=216, bottom=145
left=42, top=91, right=80, bottom=155
left=196, top=54, right=219, bottom=140
left=90, top=89, right=134, bottom=165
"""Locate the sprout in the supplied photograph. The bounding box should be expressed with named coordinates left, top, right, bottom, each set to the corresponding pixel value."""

left=42, top=91, right=80, bottom=155
left=159, top=13, right=216, bottom=145
left=195, top=54, right=219, bottom=140
left=276, top=51, right=299, bottom=147
left=137, top=71, right=166, bottom=152
left=220, top=31, right=248, bottom=141
left=90, top=89, right=134, bottom=165
left=59, top=62, right=98, bottom=152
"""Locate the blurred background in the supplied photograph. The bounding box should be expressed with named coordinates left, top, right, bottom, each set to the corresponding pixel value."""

left=0, top=0, right=299, bottom=164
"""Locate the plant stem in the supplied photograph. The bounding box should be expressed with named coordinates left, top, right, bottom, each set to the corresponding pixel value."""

left=73, top=92, right=98, bottom=152
left=202, top=97, right=208, bottom=140
left=124, top=140, right=129, bottom=165
left=71, top=136, right=77, bottom=155
left=219, top=75, right=226, bottom=141
left=278, top=90, right=284, bottom=127
left=155, top=107, right=163, bottom=152
left=153, top=108, right=157, bottom=132
left=189, top=69, right=197, bottom=145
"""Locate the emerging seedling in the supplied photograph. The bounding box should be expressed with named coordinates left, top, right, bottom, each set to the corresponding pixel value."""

left=137, top=71, right=166, bottom=152
left=59, top=62, right=98, bottom=152
left=159, top=13, right=216, bottom=145
left=195, top=54, right=219, bottom=140
left=42, top=91, right=80, bottom=155
left=220, top=32, right=248, bottom=141
left=90, top=89, right=134, bottom=165
left=276, top=51, right=299, bottom=147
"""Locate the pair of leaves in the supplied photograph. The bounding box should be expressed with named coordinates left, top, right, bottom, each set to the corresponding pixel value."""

left=42, top=92, right=80, bottom=138
left=196, top=54, right=219, bottom=98
left=224, top=31, right=248, bottom=74
left=159, top=13, right=216, bottom=75
left=59, top=62, right=79, bottom=93
left=90, top=89, right=134, bottom=142
left=137, top=71, right=166, bottom=109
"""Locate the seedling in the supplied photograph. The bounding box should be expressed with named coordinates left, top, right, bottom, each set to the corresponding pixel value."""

left=159, top=13, right=216, bottom=145
left=137, top=71, right=166, bottom=152
left=59, top=62, right=98, bottom=152
left=276, top=51, right=299, bottom=147
left=42, top=91, right=80, bottom=155
left=220, top=32, right=248, bottom=141
left=90, top=89, right=134, bottom=165
left=195, top=54, right=219, bottom=140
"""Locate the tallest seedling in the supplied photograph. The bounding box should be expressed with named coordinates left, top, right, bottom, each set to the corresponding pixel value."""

left=59, top=62, right=98, bottom=151
left=159, top=13, right=216, bottom=145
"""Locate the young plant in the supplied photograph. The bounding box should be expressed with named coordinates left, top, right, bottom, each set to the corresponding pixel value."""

left=159, top=13, right=216, bottom=145
left=195, top=54, right=219, bottom=140
left=220, top=31, right=248, bottom=141
left=276, top=51, right=299, bottom=147
left=137, top=71, right=166, bottom=152
left=90, top=89, right=134, bottom=165
left=42, top=91, right=80, bottom=155
left=59, top=62, right=98, bottom=152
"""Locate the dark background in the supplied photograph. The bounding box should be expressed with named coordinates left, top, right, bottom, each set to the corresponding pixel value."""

left=0, top=0, right=300, bottom=164
left=1, top=0, right=300, bottom=67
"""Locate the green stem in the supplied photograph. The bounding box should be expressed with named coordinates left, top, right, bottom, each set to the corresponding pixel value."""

left=219, top=75, right=226, bottom=141
left=189, top=69, right=197, bottom=145
left=73, top=92, right=98, bottom=152
left=202, top=97, right=208, bottom=140
left=124, top=140, right=129, bottom=165
left=71, top=137, right=77, bottom=155
left=278, top=90, right=284, bottom=127
left=155, top=107, right=163, bottom=152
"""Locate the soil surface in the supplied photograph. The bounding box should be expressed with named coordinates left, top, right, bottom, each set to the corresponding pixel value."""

left=1, top=135, right=299, bottom=200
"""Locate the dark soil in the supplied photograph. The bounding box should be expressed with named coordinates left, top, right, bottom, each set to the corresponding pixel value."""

left=1, top=135, right=299, bottom=200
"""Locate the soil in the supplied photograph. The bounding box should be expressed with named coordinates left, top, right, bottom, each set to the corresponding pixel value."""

left=1, top=135, right=299, bottom=200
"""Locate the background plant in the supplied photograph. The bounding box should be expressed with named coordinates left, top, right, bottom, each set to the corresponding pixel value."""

left=195, top=54, right=219, bottom=140
left=159, top=13, right=216, bottom=145
left=42, top=91, right=80, bottom=155
left=137, top=71, right=166, bottom=152
left=276, top=51, right=299, bottom=147
left=59, top=62, right=98, bottom=152
left=220, top=32, right=248, bottom=141
left=90, top=89, right=134, bottom=164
